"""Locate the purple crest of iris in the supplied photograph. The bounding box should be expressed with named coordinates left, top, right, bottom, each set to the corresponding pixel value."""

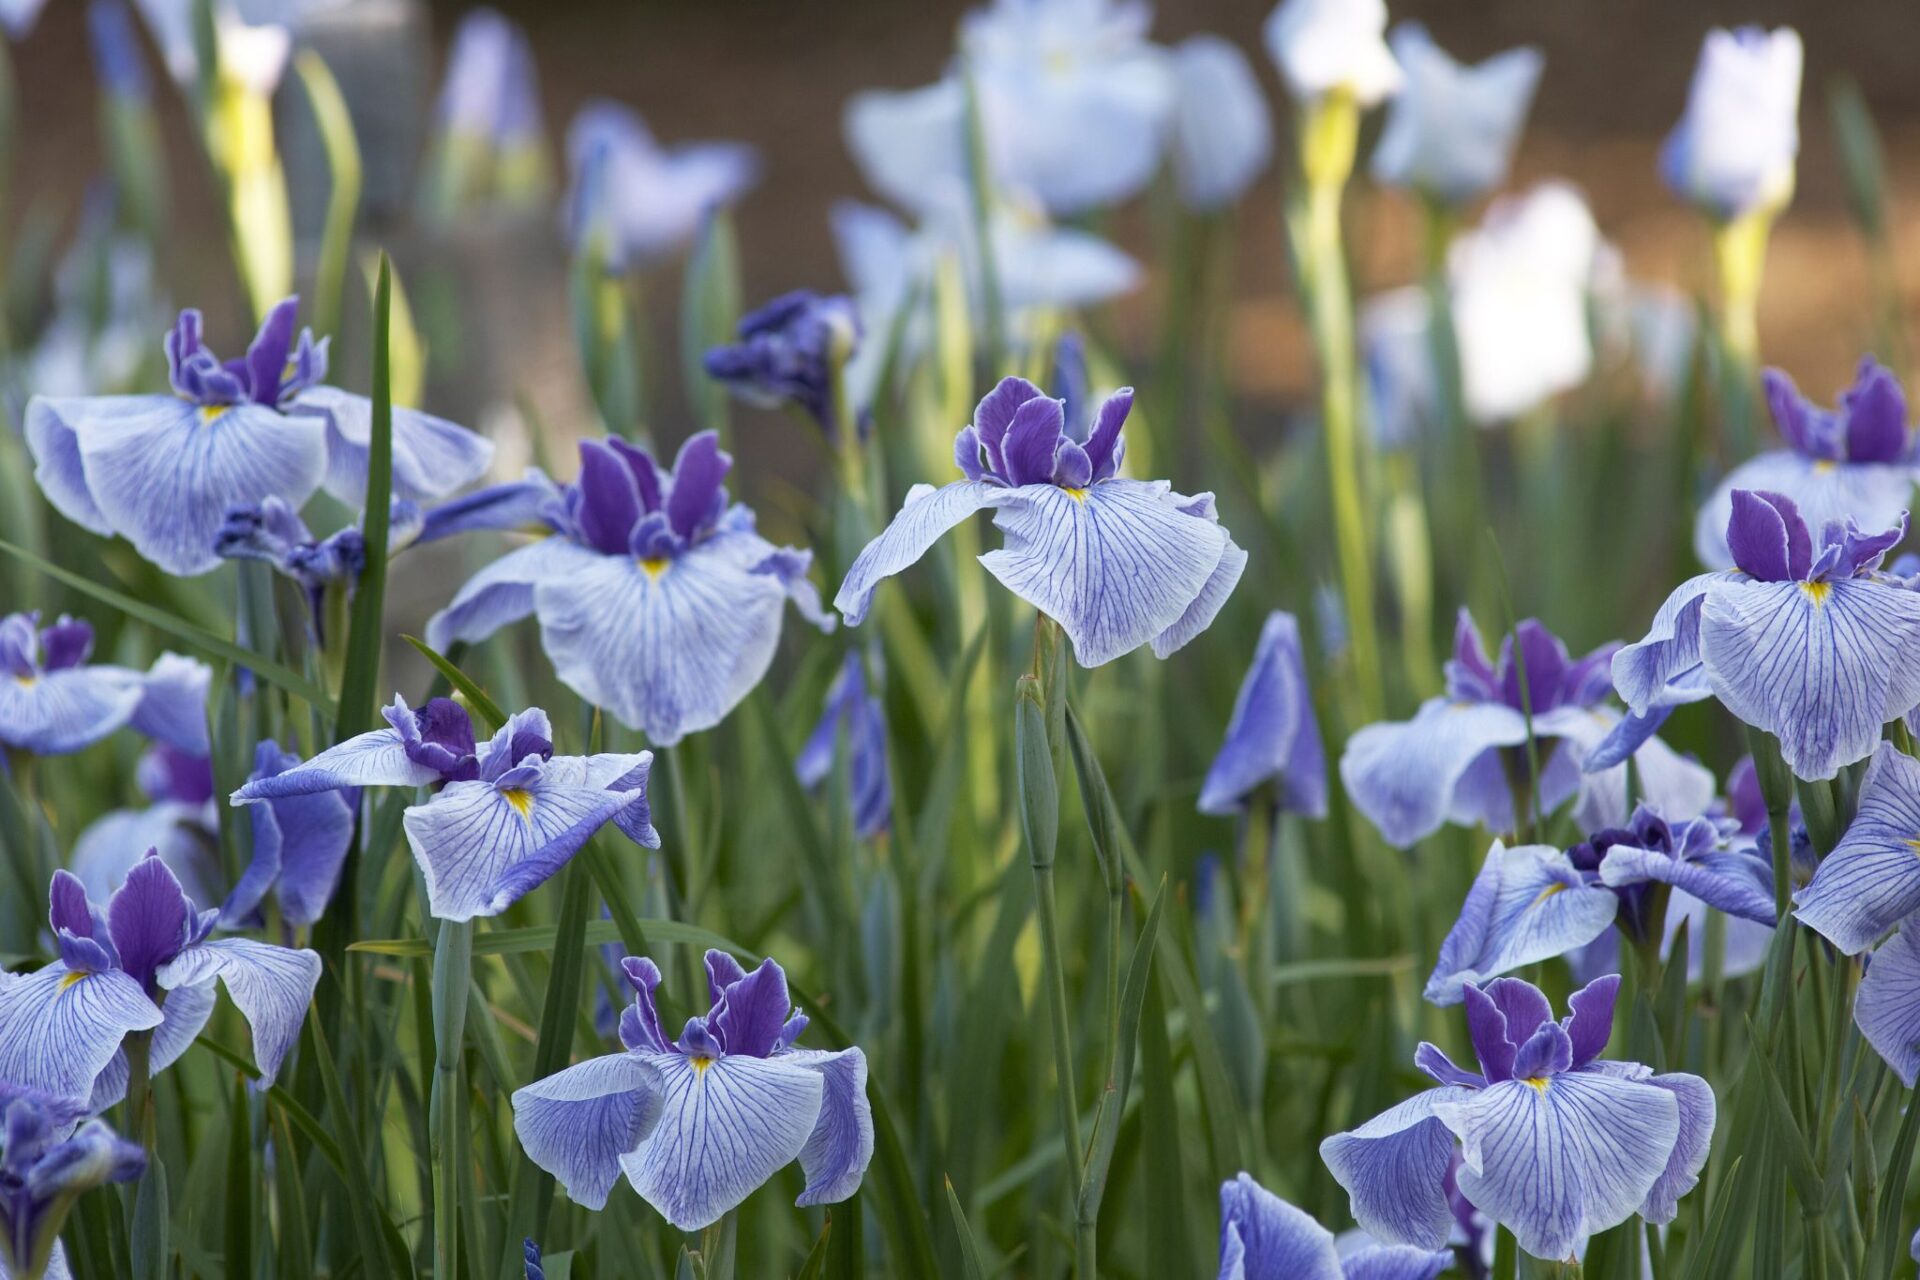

left=511, top=949, right=873, bottom=1231
left=0, top=612, right=210, bottom=758
left=215, top=495, right=420, bottom=646
left=25, top=297, right=492, bottom=576
left=424, top=432, right=835, bottom=746
left=1616, top=489, right=1920, bottom=781
left=564, top=101, right=758, bottom=272
left=1322, top=974, right=1715, bottom=1262
left=0, top=856, right=321, bottom=1111
left=795, top=652, right=891, bottom=841
left=703, top=291, right=862, bottom=434
left=1216, top=1171, right=1451, bottom=1280
left=68, top=742, right=225, bottom=911
left=1199, top=610, right=1327, bottom=818
left=1426, top=804, right=1775, bottom=1003
left=1339, top=610, right=1714, bottom=849
left=0, top=1083, right=145, bottom=1280
left=231, top=695, right=657, bottom=922
left=1693, top=358, right=1915, bottom=571
left=835, top=375, right=1245, bottom=666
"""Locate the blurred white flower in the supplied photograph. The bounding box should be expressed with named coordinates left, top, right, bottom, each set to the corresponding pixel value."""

left=1369, top=23, right=1543, bottom=205
left=0, top=0, right=48, bottom=39
left=1169, top=34, right=1273, bottom=212
left=1262, top=0, right=1401, bottom=106
left=563, top=101, right=758, bottom=271
left=1660, top=26, right=1802, bottom=219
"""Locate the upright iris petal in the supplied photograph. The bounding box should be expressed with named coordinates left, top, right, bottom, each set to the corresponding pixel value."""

left=1263, top=0, right=1401, bottom=106
left=1369, top=24, right=1544, bottom=205
left=835, top=376, right=1244, bottom=667
left=1199, top=611, right=1327, bottom=818
left=512, top=950, right=873, bottom=1231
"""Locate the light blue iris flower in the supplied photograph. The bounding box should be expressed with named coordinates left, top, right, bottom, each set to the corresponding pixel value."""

left=1369, top=23, right=1543, bottom=206
left=1199, top=610, right=1327, bottom=818
left=1170, top=35, right=1273, bottom=213
left=232, top=696, right=655, bottom=922
left=512, top=950, right=872, bottom=1231
left=25, top=298, right=491, bottom=576
left=0, top=613, right=209, bottom=758
left=1322, top=975, right=1714, bottom=1261
left=425, top=433, right=835, bottom=746
left=835, top=375, right=1244, bottom=666
left=1659, top=26, right=1802, bottom=220
left=564, top=102, right=757, bottom=272
left=1217, top=1172, right=1451, bottom=1280
left=0, top=856, right=320, bottom=1111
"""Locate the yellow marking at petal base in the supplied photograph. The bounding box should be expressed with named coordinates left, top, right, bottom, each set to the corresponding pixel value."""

left=1799, top=581, right=1832, bottom=607
left=502, top=788, right=534, bottom=818
left=1533, top=883, right=1566, bottom=904
left=1523, top=1076, right=1551, bottom=1093
left=13, top=674, right=33, bottom=688
left=1905, top=837, right=1920, bottom=858
left=691, top=1056, right=713, bottom=1075
left=60, top=971, right=88, bottom=990
left=1812, top=459, right=1837, bottom=474
left=639, top=557, right=670, bottom=581
left=199, top=405, right=229, bottom=425
left=1062, top=487, right=1089, bottom=504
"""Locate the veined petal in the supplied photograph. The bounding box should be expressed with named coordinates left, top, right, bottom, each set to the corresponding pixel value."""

left=1338, top=1246, right=1454, bottom=1280
left=1438, top=1070, right=1680, bottom=1261
left=1215, top=1171, right=1345, bottom=1280
left=1693, top=450, right=1914, bottom=571
left=834, top=481, right=1017, bottom=626
left=1320, top=1088, right=1472, bottom=1250
left=89, top=979, right=219, bottom=1111
left=130, top=653, right=212, bottom=755
left=72, top=398, right=327, bottom=576
left=533, top=532, right=791, bottom=746
left=1854, top=921, right=1920, bottom=1086
left=1339, top=698, right=1529, bottom=848
left=1199, top=610, right=1327, bottom=818
left=0, top=666, right=144, bottom=755
left=511, top=1052, right=663, bottom=1210
left=426, top=538, right=603, bottom=653
left=225, top=781, right=355, bottom=928
left=619, top=1051, right=825, bottom=1231
left=1613, top=574, right=1726, bottom=715
left=291, top=386, right=494, bottom=506
left=1535, top=704, right=1715, bottom=834
left=980, top=479, right=1233, bottom=667
left=1638, top=1072, right=1715, bottom=1223
left=1794, top=742, right=1920, bottom=953
left=156, top=938, right=321, bottom=1087
left=0, top=964, right=161, bottom=1102
left=1153, top=535, right=1249, bottom=660
left=784, top=1047, right=874, bottom=1207
left=1700, top=577, right=1920, bottom=781
left=1426, top=842, right=1618, bottom=1004
left=231, top=726, right=438, bottom=801
left=25, top=395, right=121, bottom=534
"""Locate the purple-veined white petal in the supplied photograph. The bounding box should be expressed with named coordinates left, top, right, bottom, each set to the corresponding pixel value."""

left=290, top=385, right=494, bottom=506
left=1794, top=742, right=1920, bottom=953
left=156, top=938, right=321, bottom=1088
left=1693, top=450, right=1914, bottom=572
left=783, top=1046, right=873, bottom=1207
left=231, top=726, right=438, bottom=802
left=0, top=666, right=145, bottom=755
left=426, top=537, right=603, bottom=653
left=88, top=978, right=219, bottom=1111
left=834, top=481, right=1019, bottom=627
left=24, top=395, right=120, bottom=534
left=1319, top=1087, right=1473, bottom=1250
left=1535, top=704, right=1715, bottom=834
left=1339, top=697, right=1529, bottom=848
left=1153, top=534, right=1249, bottom=660
left=510, top=1052, right=663, bottom=1210
left=1613, top=574, right=1728, bottom=715
left=1215, top=1171, right=1345, bottom=1280
left=1426, top=841, right=1618, bottom=1004
left=1638, top=1072, right=1716, bottom=1223
left=1854, top=920, right=1920, bottom=1087
left=0, top=964, right=161, bottom=1103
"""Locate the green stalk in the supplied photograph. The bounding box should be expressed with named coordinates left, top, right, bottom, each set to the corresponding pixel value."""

left=430, top=918, right=473, bottom=1280
left=1710, top=209, right=1775, bottom=460
left=1493, top=1226, right=1517, bottom=1280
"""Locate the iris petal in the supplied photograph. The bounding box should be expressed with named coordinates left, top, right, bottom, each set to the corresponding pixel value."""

left=1426, top=842, right=1618, bottom=1004
left=24, top=395, right=118, bottom=534
left=156, top=938, right=321, bottom=1088
left=784, top=1047, right=874, bottom=1207
left=0, top=963, right=161, bottom=1102
left=1199, top=610, right=1326, bottom=818
left=834, top=481, right=1017, bottom=627
left=1340, top=698, right=1529, bottom=848
left=427, top=537, right=602, bottom=653
left=231, top=726, right=441, bottom=801
left=1214, top=1172, right=1345, bottom=1280
left=290, top=386, right=493, bottom=506
left=510, top=1052, right=663, bottom=1210
left=1794, top=742, right=1920, bottom=953
left=1693, top=450, right=1914, bottom=572
left=1612, top=573, right=1725, bottom=715
left=1637, top=1071, right=1716, bottom=1223
left=1853, top=920, right=1920, bottom=1087
left=88, top=979, right=219, bottom=1112
left=0, top=666, right=145, bottom=755
left=1319, top=1088, right=1471, bottom=1250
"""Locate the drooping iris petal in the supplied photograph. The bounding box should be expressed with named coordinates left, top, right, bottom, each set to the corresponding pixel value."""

left=1426, top=842, right=1618, bottom=1004
left=0, top=666, right=144, bottom=755
left=618, top=1051, right=825, bottom=1231
left=1319, top=1088, right=1471, bottom=1250
left=1599, top=844, right=1777, bottom=926
left=0, top=965, right=161, bottom=1102
left=224, top=770, right=355, bottom=928
left=1436, top=1071, right=1680, bottom=1260
left=27, top=396, right=328, bottom=576
left=425, top=537, right=603, bottom=653
left=510, top=1052, right=664, bottom=1210
left=1215, top=1171, right=1345, bottom=1280
left=979, top=479, right=1234, bottom=667
left=1692, top=450, right=1914, bottom=572
left=289, top=385, right=494, bottom=506
left=1853, top=920, right=1920, bottom=1087
left=841, top=81, right=968, bottom=221
left=1152, top=534, right=1249, bottom=660
left=833, top=481, right=1017, bottom=627
left=155, top=938, right=321, bottom=1087
left=1199, top=611, right=1328, bottom=818
left=784, top=1047, right=874, bottom=1207
left=1536, top=704, right=1716, bottom=833
left=1698, top=577, right=1920, bottom=781
left=1636, top=1071, right=1716, bottom=1223
left=1794, top=742, right=1920, bottom=954
left=1612, top=573, right=1723, bottom=715
left=1339, top=698, right=1528, bottom=848
left=1339, top=1247, right=1455, bottom=1280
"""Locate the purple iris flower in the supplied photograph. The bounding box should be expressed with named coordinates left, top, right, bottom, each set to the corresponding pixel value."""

left=0, top=613, right=209, bottom=758
left=795, top=653, right=891, bottom=841
left=0, top=856, right=320, bottom=1110
left=564, top=102, right=758, bottom=272
left=1340, top=610, right=1714, bottom=849
left=231, top=695, right=656, bottom=922
left=1427, top=805, right=1775, bottom=1003
left=215, top=496, right=426, bottom=645
left=69, top=743, right=223, bottom=911
left=835, top=376, right=1245, bottom=666
left=1216, top=1172, right=1451, bottom=1280
left=1694, top=359, right=1915, bottom=570
left=424, top=432, right=835, bottom=746
left=1616, top=489, right=1920, bottom=781
left=703, top=291, right=862, bottom=434
left=25, top=298, right=491, bottom=576
left=0, top=1084, right=143, bottom=1280
left=218, top=741, right=355, bottom=931
left=1792, top=741, right=1920, bottom=955
left=1322, top=974, right=1715, bottom=1262
left=512, top=949, right=872, bottom=1231
left=1199, top=610, right=1327, bottom=818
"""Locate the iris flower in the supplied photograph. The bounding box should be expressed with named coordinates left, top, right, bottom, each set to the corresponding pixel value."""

left=1852, top=919, right=1920, bottom=1087
left=703, top=292, right=862, bottom=434
left=1339, top=610, right=1713, bottom=849
left=512, top=950, right=872, bottom=1231
left=1263, top=0, right=1401, bottom=106
left=1216, top=1172, right=1451, bottom=1280
left=424, top=433, right=835, bottom=746
left=1169, top=35, right=1273, bottom=213
left=0, top=856, right=320, bottom=1110
left=219, top=741, right=355, bottom=930
left=0, top=613, right=209, bottom=758
left=233, top=695, right=655, bottom=922
left=564, top=102, right=757, bottom=272
left=1322, top=974, right=1715, bottom=1261
left=25, top=298, right=492, bottom=575
left=1660, top=26, right=1803, bottom=220
left=1693, top=359, right=1915, bottom=571
left=835, top=375, right=1244, bottom=666
left=1369, top=24, right=1543, bottom=206
left=0, top=1085, right=144, bottom=1280
left=423, top=7, right=548, bottom=214
left=1615, top=490, right=1920, bottom=781
left=1792, top=742, right=1920, bottom=954
left=796, top=653, right=891, bottom=841
left=1427, top=805, right=1775, bottom=1003
left=1199, top=611, right=1327, bottom=818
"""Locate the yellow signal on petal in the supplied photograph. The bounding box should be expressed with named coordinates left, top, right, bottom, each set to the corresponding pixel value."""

left=502, top=788, right=535, bottom=818
left=1062, top=488, right=1089, bottom=504
left=640, top=557, right=670, bottom=581
left=1799, top=581, right=1832, bottom=607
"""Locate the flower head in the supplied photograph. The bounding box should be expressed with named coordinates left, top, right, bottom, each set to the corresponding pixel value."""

left=703, top=291, right=862, bottom=433
left=1263, top=0, right=1401, bottom=106
left=1369, top=23, right=1543, bottom=205
left=0, top=613, right=209, bottom=758
left=565, top=102, right=757, bottom=272
left=0, top=1085, right=143, bottom=1279
left=1216, top=1172, right=1451, bottom=1280
left=1660, top=26, right=1802, bottom=220
left=215, top=496, right=413, bottom=645
left=424, top=433, right=835, bottom=746
left=1199, top=611, right=1327, bottom=818
left=835, top=375, right=1245, bottom=666
left=1170, top=35, right=1273, bottom=213
left=1323, top=974, right=1715, bottom=1261
left=512, top=949, right=873, bottom=1231
left=796, top=653, right=891, bottom=841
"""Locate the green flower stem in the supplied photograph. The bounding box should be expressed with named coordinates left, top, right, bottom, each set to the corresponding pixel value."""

left=429, top=917, right=473, bottom=1280
left=1710, top=209, right=1775, bottom=461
